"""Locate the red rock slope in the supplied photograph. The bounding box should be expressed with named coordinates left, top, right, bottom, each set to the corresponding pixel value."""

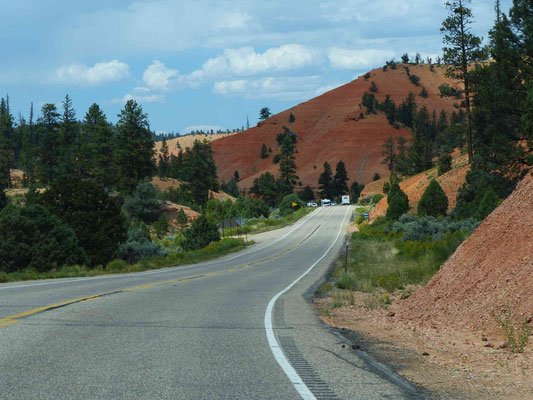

left=211, top=64, right=459, bottom=190
left=400, top=170, right=533, bottom=336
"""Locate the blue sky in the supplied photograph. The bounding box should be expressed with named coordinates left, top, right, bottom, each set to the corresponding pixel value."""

left=0, top=0, right=511, bottom=134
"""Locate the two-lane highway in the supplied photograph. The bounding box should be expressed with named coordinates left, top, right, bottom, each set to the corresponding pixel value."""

left=0, top=206, right=422, bottom=399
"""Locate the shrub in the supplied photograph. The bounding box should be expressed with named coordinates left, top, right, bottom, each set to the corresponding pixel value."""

left=123, top=180, right=161, bottom=223
left=419, top=87, right=428, bottom=98
left=373, top=172, right=381, bottom=181
left=386, top=184, right=409, bottom=220
left=182, top=215, right=221, bottom=251
left=278, top=193, right=305, bottom=217
left=106, top=259, right=128, bottom=272
left=409, top=74, right=421, bottom=86
left=438, top=149, right=453, bottom=175
left=418, top=180, right=449, bottom=217
left=116, top=229, right=167, bottom=263
left=153, top=214, right=169, bottom=238
left=371, top=194, right=384, bottom=204
left=273, top=154, right=281, bottom=164
left=369, top=81, right=378, bottom=93
left=475, top=189, right=499, bottom=220
left=40, top=177, right=128, bottom=267
left=0, top=204, right=88, bottom=272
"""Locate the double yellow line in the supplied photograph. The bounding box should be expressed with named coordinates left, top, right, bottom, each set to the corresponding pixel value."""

left=0, top=208, right=334, bottom=329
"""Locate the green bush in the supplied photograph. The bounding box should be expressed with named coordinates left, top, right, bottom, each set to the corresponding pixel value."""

left=0, top=205, right=88, bottom=272
left=106, top=259, right=128, bottom=272
left=386, top=184, right=409, bottom=220
left=371, top=194, right=384, bottom=204
left=40, top=177, right=128, bottom=267
left=418, top=180, right=449, bottom=217
left=278, top=193, right=305, bottom=217
left=123, top=180, right=161, bottom=223
left=182, top=215, right=221, bottom=251
left=116, top=229, right=167, bottom=263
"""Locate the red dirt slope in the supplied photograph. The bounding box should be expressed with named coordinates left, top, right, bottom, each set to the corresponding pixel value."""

left=400, top=170, right=533, bottom=336
left=211, top=64, right=459, bottom=190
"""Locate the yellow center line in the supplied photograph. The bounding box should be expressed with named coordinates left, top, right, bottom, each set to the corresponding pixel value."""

left=0, top=208, right=334, bottom=328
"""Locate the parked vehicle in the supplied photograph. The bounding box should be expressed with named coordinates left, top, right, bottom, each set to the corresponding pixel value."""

left=307, top=202, right=318, bottom=207
left=341, top=195, right=350, bottom=205
left=331, top=201, right=337, bottom=206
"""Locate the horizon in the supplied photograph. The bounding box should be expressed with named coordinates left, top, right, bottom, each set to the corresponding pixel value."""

left=1, top=0, right=511, bottom=134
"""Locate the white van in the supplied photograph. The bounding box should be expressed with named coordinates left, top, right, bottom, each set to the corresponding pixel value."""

left=320, top=199, right=331, bottom=207
left=341, top=195, right=350, bottom=205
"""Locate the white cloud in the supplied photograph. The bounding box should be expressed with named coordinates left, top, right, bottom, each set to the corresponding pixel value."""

left=189, top=44, right=318, bottom=82
left=106, top=92, right=165, bottom=105
left=213, top=76, right=327, bottom=101
left=328, top=48, right=394, bottom=69
left=53, top=60, right=130, bottom=86
left=142, top=60, right=181, bottom=92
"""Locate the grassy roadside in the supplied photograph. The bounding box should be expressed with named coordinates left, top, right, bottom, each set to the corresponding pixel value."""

left=223, top=206, right=315, bottom=236
left=0, top=238, right=250, bottom=283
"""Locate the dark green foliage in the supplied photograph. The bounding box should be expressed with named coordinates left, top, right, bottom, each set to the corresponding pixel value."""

left=381, top=137, right=396, bottom=171
left=401, top=53, right=409, bottom=63
left=273, top=154, right=281, bottom=164
left=0, top=98, right=15, bottom=188
left=114, top=100, right=155, bottom=192
left=378, top=95, right=397, bottom=125
left=182, top=215, right=220, bottom=251
left=418, top=180, right=449, bottom=217
left=438, top=147, right=453, bottom=175
left=439, top=84, right=462, bottom=98
left=205, top=197, right=269, bottom=222
left=181, top=140, right=219, bottom=206
left=408, top=106, right=436, bottom=174
left=392, top=213, right=478, bottom=242
left=259, top=107, right=271, bottom=120
left=234, top=170, right=240, bottom=182
left=350, top=181, right=365, bottom=201
left=158, top=138, right=170, bottom=177
left=333, top=160, right=349, bottom=198
left=176, top=208, right=189, bottom=230
left=260, top=143, right=268, bottom=158
left=318, top=161, right=334, bottom=199
left=40, top=177, right=127, bottom=267
left=278, top=136, right=298, bottom=193
left=298, top=185, right=315, bottom=202
left=123, top=180, right=161, bottom=223
left=278, top=193, right=305, bottom=217
left=82, top=104, right=115, bottom=188
left=0, top=204, right=87, bottom=272
left=369, top=81, right=378, bottom=92
left=363, top=72, right=371, bottom=80
left=373, top=172, right=381, bottom=181
left=386, top=183, right=409, bottom=220
left=398, top=93, right=416, bottom=128
left=163, top=186, right=196, bottom=210
left=250, top=172, right=279, bottom=207
left=362, top=92, right=377, bottom=114
left=35, top=103, right=60, bottom=184
left=395, top=136, right=409, bottom=175
left=221, top=178, right=239, bottom=198
left=0, top=186, right=8, bottom=210
left=474, top=189, right=499, bottom=220
left=153, top=214, right=169, bottom=238
left=288, top=113, right=295, bottom=123
left=419, top=87, right=429, bottom=98
left=116, top=229, right=167, bottom=263
left=409, top=75, right=421, bottom=86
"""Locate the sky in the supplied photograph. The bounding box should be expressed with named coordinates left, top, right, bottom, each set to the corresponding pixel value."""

left=0, top=0, right=511, bottom=134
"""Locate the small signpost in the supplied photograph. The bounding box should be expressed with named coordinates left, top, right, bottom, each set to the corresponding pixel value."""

left=344, top=239, right=350, bottom=273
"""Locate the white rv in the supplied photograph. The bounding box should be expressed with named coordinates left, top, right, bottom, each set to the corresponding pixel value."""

left=320, top=199, right=331, bottom=207
left=341, top=195, right=350, bottom=205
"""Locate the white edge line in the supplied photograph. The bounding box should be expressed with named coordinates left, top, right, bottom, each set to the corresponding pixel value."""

left=0, top=207, right=323, bottom=291
left=264, top=206, right=351, bottom=400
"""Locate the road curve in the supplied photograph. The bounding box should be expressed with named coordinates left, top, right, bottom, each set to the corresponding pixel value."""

left=0, top=206, right=422, bottom=399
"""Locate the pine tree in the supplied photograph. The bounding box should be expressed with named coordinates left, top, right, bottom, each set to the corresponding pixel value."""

left=438, top=146, right=453, bottom=175
left=350, top=181, right=365, bottom=202
left=288, top=113, right=295, bottom=123
left=36, top=103, right=61, bottom=184
left=176, top=207, right=189, bottom=230
left=278, top=135, right=298, bottom=195
left=0, top=98, right=14, bottom=188
left=381, top=137, right=396, bottom=171
left=158, top=138, right=170, bottom=177
left=259, top=107, right=271, bottom=120
left=250, top=172, right=279, bottom=207
left=114, top=100, right=155, bottom=192
left=181, top=140, right=219, bottom=206
left=386, top=183, right=409, bottom=220
left=441, top=0, right=484, bottom=163
left=58, top=94, right=78, bottom=177
left=318, top=161, right=334, bottom=199
left=19, top=102, right=36, bottom=184
left=333, top=160, right=349, bottom=198
left=298, top=185, right=314, bottom=202
left=395, top=136, right=409, bottom=175
left=260, top=143, right=268, bottom=159
left=83, top=104, right=115, bottom=188
left=233, top=170, right=240, bottom=182
left=418, top=179, right=449, bottom=217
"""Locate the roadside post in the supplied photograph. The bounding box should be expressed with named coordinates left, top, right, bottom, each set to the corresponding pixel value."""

left=344, top=239, right=349, bottom=273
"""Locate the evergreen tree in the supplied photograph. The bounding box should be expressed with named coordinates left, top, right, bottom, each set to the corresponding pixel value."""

left=250, top=172, right=279, bottom=207
left=386, top=183, right=409, bottom=220
left=369, top=81, right=378, bottom=92
left=417, top=179, right=449, bottom=217
left=260, top=143, right=268, bottom=159
left=288, top=113, right=295, bottom=123
left=0, top=185, right=7, bottom=211
left=40, top=177, right=128, bottom=267
left=36, top=103, right=61, bottom=184
left=123, top=180, right=161, bottom=223
left=373, top=172, right=381, bottom=181
left=182, top=215, right=220, bottom=251
left=395, top=136, right=410, bottom=175
left=58, top=95, right=79, bottom=177
left=181, top=140, right=219, bottom=206
left=221, top=178, right=239, bottom=198
left=474, top=189, right=499, bottom=220
left=318, top=161, right=334, bottom=199
left=350, top=181, right=365, bottom=201
left=298, top=185, right=315, bottom=202
left=234, top=170, right=240, bottom=182
left=0, top=98, right=14, bottom=188
left=278, top=135, right=298, bottom=194
left=176, top=207, right=189, bottom=230
left=333, top=160, right=349, bottom=198
left=259, top=107, right=271, bottom=120
left=398, top=93, right=417, bottom=128
left=114, top=100, right=155, bottom=192
left=438, top=146, right=453, bottom=175
left=441, top=0, right=484, bottom=163
left=401, top=53, right=410, bottom=63
left=83, top=104, right=115, bottom=188
left=158, top=138, right=170, bottom=177
left=381, top=137, right=396, bottom=171
left=19, top=102, right=36, bottom=184
left=362, top=92, right=377, bottom=113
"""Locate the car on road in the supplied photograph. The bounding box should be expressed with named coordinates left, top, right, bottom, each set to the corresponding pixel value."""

left=330, top=201, right=337, bottom=206
left=307, top=202, right=318, bottom=207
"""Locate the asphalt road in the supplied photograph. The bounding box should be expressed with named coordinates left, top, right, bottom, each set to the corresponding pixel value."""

left=0, top=206, right=423, bottom=399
